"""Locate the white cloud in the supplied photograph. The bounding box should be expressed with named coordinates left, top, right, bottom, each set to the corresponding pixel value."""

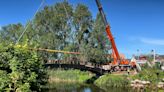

left=128, top=36, right=164, bottom=46
left=140, top=38, right=164, bottom=46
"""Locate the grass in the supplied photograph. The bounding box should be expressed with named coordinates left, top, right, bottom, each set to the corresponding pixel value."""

left=129, top=68, right=164, bottom=83
left=48, top=69, right=94, bottom=83
left=94, top=74, right=130, bottom=89
left=46, top=68, right=164, bottom=91
left=94, top=71, right=164, bottom=91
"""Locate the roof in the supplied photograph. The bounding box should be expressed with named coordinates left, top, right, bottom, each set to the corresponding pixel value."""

left=158, top=55, right=164, bottom=59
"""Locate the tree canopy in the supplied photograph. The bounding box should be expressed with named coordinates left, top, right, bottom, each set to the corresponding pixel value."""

left=0, top=44, right=47, bottom=92
left=0, top=1, right=112, bottom=64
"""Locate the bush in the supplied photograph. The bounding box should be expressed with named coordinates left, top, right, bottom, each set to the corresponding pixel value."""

left=130, top=68, right=164, bottom=83
left=0, top=44, right=48, bottom=92
left=94, top=74, right=130, bottom=89
left=0, top=70, right=10, bottom=91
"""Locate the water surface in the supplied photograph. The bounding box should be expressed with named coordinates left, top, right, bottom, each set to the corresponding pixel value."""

left=43, top=82, right=134, bottom=92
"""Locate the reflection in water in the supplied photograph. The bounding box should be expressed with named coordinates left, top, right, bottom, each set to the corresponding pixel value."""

left=42, top=82, right=156, bottom=92
left=83, top=88, right=91, bottom=92
left=42, top=82, right=105, bottom=92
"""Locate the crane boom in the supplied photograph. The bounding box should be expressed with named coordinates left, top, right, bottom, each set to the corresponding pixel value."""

left=95, top=0, right=121, bottom=62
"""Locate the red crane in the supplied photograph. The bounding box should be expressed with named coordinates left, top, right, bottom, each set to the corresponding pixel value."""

left=95, top=0, right=129, bottom=66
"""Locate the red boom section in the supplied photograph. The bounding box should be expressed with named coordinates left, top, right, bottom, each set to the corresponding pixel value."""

left=95, top=0, right=121, bottom=64
left=106, top=25, right=121, bottom=63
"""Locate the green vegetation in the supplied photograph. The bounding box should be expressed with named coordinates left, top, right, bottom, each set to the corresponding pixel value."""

left=94, top=70, right=164, bottom=91
left=43, top=82, right=82, bottom=92
left=48, top=69, right=94, bottom=83
left=0, top=1, right=111, bottom=65
left=130, top=67, right=164, bottom=84
left=0, top=1, right=112, bottom=91
left=0, top=44, right=48, bottom=92
left=44, top=69, right=95, bottom=91
left=94, top=74, right=130, bottom=90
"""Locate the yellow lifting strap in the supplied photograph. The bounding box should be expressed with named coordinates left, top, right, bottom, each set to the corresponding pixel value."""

left=30, top=48, right=81, bottom=54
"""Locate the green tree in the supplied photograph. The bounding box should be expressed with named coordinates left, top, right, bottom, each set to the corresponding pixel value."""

left=78, top=14, right=111, bottom=65
left=88, top=14, right=111, bottom=64
left=0, top=1, right=112, bottom=65
left=0, top=23, right=23, bottom=45
left=72, top=4, right=93, bottom=63
left=73, top=4, right=92, bottom=45
left=33, top=1, right=73, bottom=59
left=0, top=44, right=48, bottom=92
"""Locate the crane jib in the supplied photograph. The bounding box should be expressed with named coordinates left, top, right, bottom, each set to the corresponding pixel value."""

left=95, top=0, right=108, bottom=26
left=95, top=0, right=121, bottom=62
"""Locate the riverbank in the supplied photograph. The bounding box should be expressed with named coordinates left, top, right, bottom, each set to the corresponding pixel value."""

left=48, top=69, right=95, bottom=83
left=43, top=69, right=101, bottom=92
left=46, top=69, right=164, bottom=92
left=94, top=74, right=130, bottom=89
left=129, top=68, right=164, bottom=90
left=94, top=68, right=164, bottom=91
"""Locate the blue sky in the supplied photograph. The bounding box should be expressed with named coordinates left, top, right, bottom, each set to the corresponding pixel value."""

left=0, top=0, right=164, bottom=58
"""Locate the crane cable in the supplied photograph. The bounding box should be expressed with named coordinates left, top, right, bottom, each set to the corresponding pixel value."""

left=15, top=0, right=80, bottom=55
left=15, top=0, right=45, bottom=45
left=61, top=0, right=80, bottom=58
left=62, top=0, right=69, bottom=21
left=62, top=0, right=80, bottom=54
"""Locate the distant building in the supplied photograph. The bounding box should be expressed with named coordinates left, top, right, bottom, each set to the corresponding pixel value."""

left=134, top=54, right=164, bottom=66
left=158, top=55, right=164, bottom=65
left=158, top=55, right=164, bottom=61
left=134, top=54, right=164, bottom=61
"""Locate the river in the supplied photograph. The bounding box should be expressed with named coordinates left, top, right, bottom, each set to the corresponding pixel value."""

left=42, top=82, right=135, bottom=92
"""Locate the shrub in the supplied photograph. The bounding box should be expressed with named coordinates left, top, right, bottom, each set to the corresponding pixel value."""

left=0, top=44, right=48, bottom=92
left=95, top=74, right=130, bottom=89
left=130, top=68, right=164, bottom=83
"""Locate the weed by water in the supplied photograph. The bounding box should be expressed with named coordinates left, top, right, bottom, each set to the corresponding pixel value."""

left=48, top=69, right=94, bottom=83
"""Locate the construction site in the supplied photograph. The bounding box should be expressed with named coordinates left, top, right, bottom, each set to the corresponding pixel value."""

left=0, top=0, right=164, bottom=92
